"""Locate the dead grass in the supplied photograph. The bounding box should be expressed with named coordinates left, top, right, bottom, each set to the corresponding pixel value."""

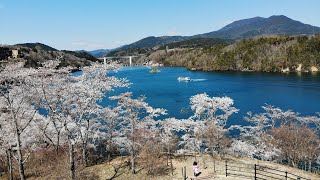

left=81, top=155, right=320, bottom=180
left=1, top=154, right=319, bottom=180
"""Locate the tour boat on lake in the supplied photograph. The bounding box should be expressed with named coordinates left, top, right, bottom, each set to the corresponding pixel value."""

left=177, top=77, right=191, bottom=81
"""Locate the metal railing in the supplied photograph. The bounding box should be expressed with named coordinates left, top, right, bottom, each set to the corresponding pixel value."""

left=225, top=160, right=254, bottom=179
left=226, top=160, right=311, bottom=180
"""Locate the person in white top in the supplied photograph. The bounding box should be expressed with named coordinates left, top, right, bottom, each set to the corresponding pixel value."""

left=193, top=161, right=200, bottom=176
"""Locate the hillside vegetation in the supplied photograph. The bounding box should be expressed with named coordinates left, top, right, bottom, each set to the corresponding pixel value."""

left=16, top=43, right=58, bottom=51
left=1, top=43, right=99, bottom=68
left=149, top=35, right=320, bottom=72
left=159, top=38, right=229, bottom=49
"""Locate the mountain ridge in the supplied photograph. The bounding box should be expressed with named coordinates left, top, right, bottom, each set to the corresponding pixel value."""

left=109, top=15, right=320, bottom=54
left=195, top=15, right=320, bottom=40
left=77, top=49, right=112, bottom=58
left=15, top=42, right=57, bottom=51
left=7, top=43, right=99, bottom=68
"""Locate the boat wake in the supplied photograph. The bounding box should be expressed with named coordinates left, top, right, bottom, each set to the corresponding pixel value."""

left=177, top=77, right=207, bottom=82
left=191, top=79, right=207, bottom=82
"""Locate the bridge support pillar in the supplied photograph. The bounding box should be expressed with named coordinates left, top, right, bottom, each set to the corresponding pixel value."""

left=103, top=57, right=107, bottom=65
left=129, top=56, right=132, bottom=66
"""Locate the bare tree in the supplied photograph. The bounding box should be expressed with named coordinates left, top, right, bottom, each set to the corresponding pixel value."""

left=271, top=125, right=319, bottom=168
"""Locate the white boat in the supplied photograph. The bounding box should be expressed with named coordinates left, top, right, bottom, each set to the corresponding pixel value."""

left=177, top=77, right=191, bottom=81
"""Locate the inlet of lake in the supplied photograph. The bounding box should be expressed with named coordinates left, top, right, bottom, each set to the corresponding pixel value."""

left=103, top=66, right=320, bottom=125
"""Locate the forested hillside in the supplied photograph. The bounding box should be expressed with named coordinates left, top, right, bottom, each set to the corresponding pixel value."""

left=149, top=35, right=320, bottom=72
left=3, top=43, right=99, bottom=68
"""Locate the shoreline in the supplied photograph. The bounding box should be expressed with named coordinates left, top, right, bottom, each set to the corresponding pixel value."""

left=119, top=65, right=320, bottom=75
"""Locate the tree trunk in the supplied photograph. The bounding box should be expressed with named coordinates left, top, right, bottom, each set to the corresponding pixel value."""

left=130, top=118, right=136, bottom=174
left=16, top=130, right=26, bottom=180
left=69, top=141, right=75, bottom=180
left=291, top=160, right=296, bottom=168
left=304, top=161, right=307, bottom=171
left=309, top=161, right=312, bottom=172
left=167, top=143, right=170, bottom=166
left=131, top=145, right=135, bottom=174
left=82, top=142, right=87, bottom=167
left=170, top=156, right=174, bottom=176
left=6, top=149, right=13, bottom=180
left=82, top=119, right=90, bottom=167
left=11, top=109, right=26, bottom=180
left=211, top=146, right=215, bottom=157
left=56, top=132, right=60, bottom=155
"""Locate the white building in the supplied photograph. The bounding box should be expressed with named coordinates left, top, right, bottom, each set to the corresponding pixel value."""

left=11, top=49, right=19, bottom=59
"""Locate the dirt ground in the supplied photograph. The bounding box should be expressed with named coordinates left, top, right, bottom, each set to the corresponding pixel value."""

left=1, top=155, right=319, bottom=179
left=82, top=155, right=320, bottom=180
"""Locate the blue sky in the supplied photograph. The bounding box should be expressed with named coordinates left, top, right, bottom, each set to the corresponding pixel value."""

left=1, top=0, right=319, bottom=50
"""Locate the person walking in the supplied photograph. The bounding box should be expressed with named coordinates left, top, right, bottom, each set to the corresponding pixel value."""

left=193, top=161, right=201, bottom=177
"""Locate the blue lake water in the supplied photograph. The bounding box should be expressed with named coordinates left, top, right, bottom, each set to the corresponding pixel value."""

left=104, top=66, right=320, bottom=124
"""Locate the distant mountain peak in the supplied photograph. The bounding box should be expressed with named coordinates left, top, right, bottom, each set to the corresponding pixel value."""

left=220, top=16, right=265, bottom=31
left=268, top=15, right=296, bottom=23
left=195, top=15, right=320, bottom=39
left=109, top=15, right=320, bottom=52
left=269, top=15, right=291, bottom=19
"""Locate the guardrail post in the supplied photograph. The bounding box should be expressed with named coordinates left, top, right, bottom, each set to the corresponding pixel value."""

left=225, top=160, right=228, bottom=177
left=181, top=167, right=183, bottom=178
left=203, top=157, right=206, bottom=169
left=170, top=158, right=173, bottom=176
left=182, top=167, right=187, bottom=180
left=255, top=164, right=257, bottom=180
left=285, top=171, right=288, bottom=180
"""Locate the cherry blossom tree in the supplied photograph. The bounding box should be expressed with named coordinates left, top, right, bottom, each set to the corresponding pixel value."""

left=2, top=60, right=320, bottom=178
left=0, top=62, right=44, bottom=180
left=228, top=140, right=256, bottom=158
left=238, top=105, right=320, bottom=163
left=32, top=61, right=128, bottom=178
left=298, top=112, right=320, bottom=133
left=189, top=93, right=239, bottom=155
left=159, top=118, right=192, bottom=164
left=110, top=92, right=167, bottom=174
left=99, top=106, right=123, bottom=158
left=30, top=61, right=71, bottom=155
